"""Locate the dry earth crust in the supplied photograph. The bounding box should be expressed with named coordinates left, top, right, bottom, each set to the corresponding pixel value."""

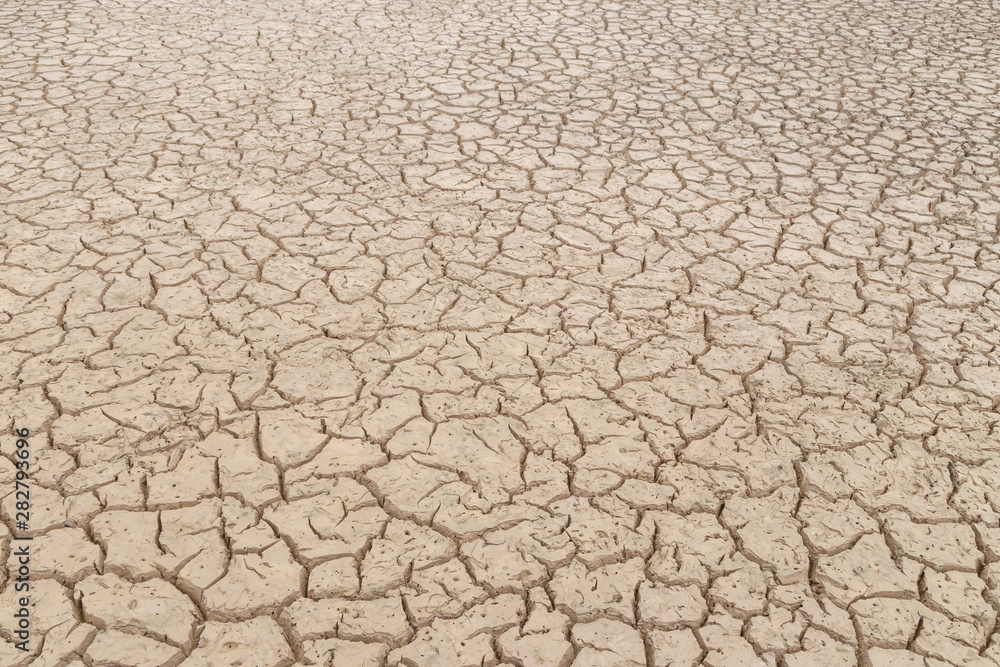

left=2, top=0, right=1000, bottom=665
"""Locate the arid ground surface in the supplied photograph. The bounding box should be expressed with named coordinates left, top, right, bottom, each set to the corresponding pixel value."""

left=2, top=0, right=1000, bottom=665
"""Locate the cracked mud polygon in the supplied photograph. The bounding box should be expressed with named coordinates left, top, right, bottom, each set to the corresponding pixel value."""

left=2, top=0, right=1000, bottom=666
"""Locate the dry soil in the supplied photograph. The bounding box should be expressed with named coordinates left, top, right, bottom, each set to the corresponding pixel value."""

left=2, top=0, right=1000, bottom=666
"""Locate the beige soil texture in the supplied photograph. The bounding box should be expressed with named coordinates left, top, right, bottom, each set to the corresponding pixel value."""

left=2, top=0, right=1000, bottom=665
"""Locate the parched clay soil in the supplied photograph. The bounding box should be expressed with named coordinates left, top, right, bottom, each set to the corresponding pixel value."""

left=2, top=0, right=1000, bottom=665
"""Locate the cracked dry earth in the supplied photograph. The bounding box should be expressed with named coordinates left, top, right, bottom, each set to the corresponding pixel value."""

left=3, top=0, right=1000, bottom=666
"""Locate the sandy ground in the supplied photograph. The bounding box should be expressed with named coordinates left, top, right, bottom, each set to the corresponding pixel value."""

left=2, top=0, right=1000, bottom=665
